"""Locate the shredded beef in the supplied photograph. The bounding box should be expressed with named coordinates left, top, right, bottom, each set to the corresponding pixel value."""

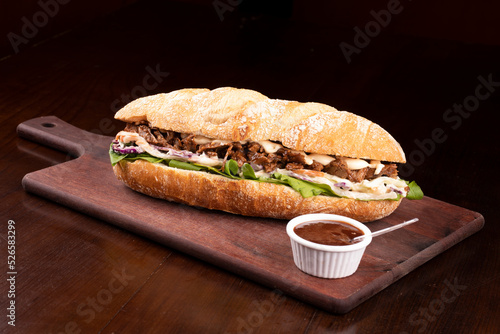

left=323, top=157, right=370, bottom=183
left=181, top=134, right=198, bottom=152
left=197, top=141, right=230, bottom=155
left=323, top=158, right=350, bottom=179
left=285, top=162, right=304, bottom=170
left=247, top=142, right=262, bottom=153
left=228, top=142, right=248, bottom=166
left=323, top=157, right=398, bottom=182
left=247, top=151, right=280, bottom=172
left=137, top=125, right=158, bottom=145
left=280, top=149, right=307, bottom=165
left=378, top=164, right=398, bottom=178
left=122, top=122, right=399, bottom=182
left=310, top=160, right=324, bottom=171
left=350, top=168, right=369, bottom=183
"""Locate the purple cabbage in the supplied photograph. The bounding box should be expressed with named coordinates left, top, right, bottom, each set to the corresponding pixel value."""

left=334, top=182, right=350, bottom=190
left=389, top=187, right=403, bottom=194
left=151, top=145, right=172, bottom=152
left=168, top=149, right=195, bottom=159
left=151, top=145, right=196, bottom=159
left=289, top=172, right=312, bottom=182
left=112, top=141, right=144, bottom=154
left=250, top=163, right=263, bottom=172
left=113, top=140, right=200, bottom=161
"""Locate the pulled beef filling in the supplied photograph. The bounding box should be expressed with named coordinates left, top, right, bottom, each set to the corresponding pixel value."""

left=123, top=122, right=398, bottom=182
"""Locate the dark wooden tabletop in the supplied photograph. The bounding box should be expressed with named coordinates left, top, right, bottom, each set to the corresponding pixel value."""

left=1, top=0, right=498, bottom=333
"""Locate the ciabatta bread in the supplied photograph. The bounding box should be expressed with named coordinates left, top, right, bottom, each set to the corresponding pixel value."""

left=115, top=87, right=406, bottom=163
left=113, top=160, right=402, bottom=222
left=112, top=87, right=409, bottom=221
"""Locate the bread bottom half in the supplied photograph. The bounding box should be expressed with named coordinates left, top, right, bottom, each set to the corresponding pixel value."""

left=112, top=160, right=402, bottom=222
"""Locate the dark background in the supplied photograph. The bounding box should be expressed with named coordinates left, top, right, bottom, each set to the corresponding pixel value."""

left=2, top=0, right=500, bottom=57
left=1, top=0, right=499, bottom=333
left=3, top=0, right=499, bottom=212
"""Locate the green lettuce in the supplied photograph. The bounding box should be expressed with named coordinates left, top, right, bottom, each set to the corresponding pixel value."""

left=405, top=181, right=424, bottom=200
left=109, top=145, right=165, bottom=165
left=168, top=159, right=204, bottom=171
left=272, top=172, right=339, bottom=198
left=109, top=145, right=423, bottom=200
left=241, top=163, right=258, bottom=179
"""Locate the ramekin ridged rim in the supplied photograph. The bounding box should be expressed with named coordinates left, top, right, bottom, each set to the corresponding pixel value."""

left=286, top=213, right=373, bottom=251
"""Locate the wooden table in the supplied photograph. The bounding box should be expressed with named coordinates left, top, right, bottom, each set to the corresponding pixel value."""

left=1, top=1, right=498, bottom=333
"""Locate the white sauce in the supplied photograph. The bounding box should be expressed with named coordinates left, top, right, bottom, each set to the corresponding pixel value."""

left=116, top=131, right=403, bottom=201
left=294, top=151, right=314, bottom=165
left=116, top=131, right=222, bottom=166
left=193, top=135, right=212, bottom=145
left=344, top=158, right=370, bottom=170
left=372, top=160, right=385, bottom=175
left=211, top=139, right=234, bottom=145
left=256, top=140, right=282, bottom=154
left=278, top=169, right=407, bottom=200
left=308, top=154, right=335, bottom=166
left=343, top=158, right=385, bottom=173
left=117, top=131, right=387, bottom=173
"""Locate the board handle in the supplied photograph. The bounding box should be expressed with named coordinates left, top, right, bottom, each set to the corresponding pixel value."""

left=16, top=116, right=109, bottom=158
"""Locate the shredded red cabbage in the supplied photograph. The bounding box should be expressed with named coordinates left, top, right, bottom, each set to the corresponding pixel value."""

left=289, top=172, right=312, bottom=182
left=250, top=163, right=263, bottom=171
left=151, top=145, right=195, bottom=159
left=334, top=182, right=350, bottom=189
left=112, top=140, right=145, bottom=154
left=389, top=186, right=403, bottom=194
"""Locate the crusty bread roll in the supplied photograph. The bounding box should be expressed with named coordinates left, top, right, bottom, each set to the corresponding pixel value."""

left=115, top=87, right=406, bottom=163
left=112, top=87, right=407, bottom=222
left=113, top=160, right=402, bottom=222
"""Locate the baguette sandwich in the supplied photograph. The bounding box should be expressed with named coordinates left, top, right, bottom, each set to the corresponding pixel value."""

left=109, top=87, right=422, bottom=222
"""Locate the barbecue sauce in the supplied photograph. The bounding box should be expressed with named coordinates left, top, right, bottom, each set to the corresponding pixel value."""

left=294, top=220, right=364, bottom=246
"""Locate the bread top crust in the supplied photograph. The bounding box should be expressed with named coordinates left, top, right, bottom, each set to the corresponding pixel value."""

left=114, top=87, right=406, bottom=163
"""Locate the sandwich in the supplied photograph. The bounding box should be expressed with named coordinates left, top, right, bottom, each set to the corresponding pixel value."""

left=109, top=87, right=422, bottom=222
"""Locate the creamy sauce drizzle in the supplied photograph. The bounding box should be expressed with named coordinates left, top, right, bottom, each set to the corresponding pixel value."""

left=115, top=131, right=404, bottom=200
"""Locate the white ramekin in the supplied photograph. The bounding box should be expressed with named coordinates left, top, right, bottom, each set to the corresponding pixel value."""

left=286, top=213, right=372, bottom=279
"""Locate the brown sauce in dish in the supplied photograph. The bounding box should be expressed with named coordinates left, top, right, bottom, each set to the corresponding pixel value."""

left=294, top=220, right=364, bottom=246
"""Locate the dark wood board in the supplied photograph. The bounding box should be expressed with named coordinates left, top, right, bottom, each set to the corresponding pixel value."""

left=16, top=116, right=485, bottom=314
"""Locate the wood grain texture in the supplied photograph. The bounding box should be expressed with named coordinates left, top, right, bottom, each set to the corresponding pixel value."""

left=1, top=0, right=498, bottom=332
left=18, top=116, right=484, bottom=313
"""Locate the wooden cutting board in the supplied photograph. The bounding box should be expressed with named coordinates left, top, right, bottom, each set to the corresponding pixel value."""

left=17, top=116, right=485, bottom=314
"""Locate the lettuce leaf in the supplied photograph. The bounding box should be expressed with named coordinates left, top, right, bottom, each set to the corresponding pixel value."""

left=109, top=146, right=126, bottom=165
left=190, top=161, right=239, bottom=179
left=405, top=180, right=424, bottom=200
left=241, top=163, right=258, bottom=180
left=224, top=159, right=239, bottom=178
left=168, top=159, right=203, bottom=171
left=109, top=145, right=165, bottom=165
left=272, top=172, right=339, bottom=198
left=109, top=144, right=423, bottom=200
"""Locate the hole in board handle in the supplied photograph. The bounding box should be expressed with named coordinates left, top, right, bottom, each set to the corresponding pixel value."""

left=41, top=122, right=55, bottom=128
